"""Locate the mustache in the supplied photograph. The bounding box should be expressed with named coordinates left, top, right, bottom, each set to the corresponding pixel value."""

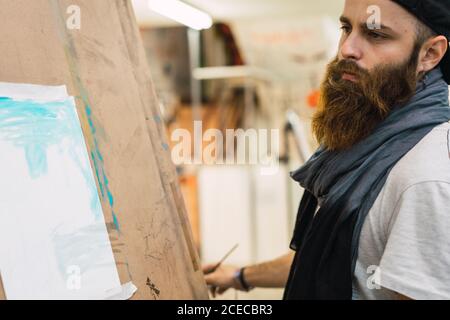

left=328, top=59, right=370, bottom=82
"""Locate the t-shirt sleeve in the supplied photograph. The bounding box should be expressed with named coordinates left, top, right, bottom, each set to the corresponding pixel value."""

left=377, top=181, right=450, bottom=300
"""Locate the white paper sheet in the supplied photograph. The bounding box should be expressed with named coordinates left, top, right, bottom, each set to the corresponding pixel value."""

left=0, top=82, right=68, bottom=102
left=103, top=282, right=138, bottom=300
left=0, top=83, right=123, bottom=300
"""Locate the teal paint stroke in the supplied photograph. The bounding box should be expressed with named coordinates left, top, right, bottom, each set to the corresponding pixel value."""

left=112, top=212, right=120, bottom=233
left=0, top=96, right=102, bottom=219
left=76, top=95, right=119, bottom=233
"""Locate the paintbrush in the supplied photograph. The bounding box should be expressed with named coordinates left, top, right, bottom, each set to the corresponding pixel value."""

left=205, top=244, right=239, bottom=298
left=207, top=243, right=239, bottom=274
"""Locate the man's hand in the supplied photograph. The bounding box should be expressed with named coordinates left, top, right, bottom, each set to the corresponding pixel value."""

left=202, top=264, right=244, bottom=297
left=202, top=252, right=294, bottom=298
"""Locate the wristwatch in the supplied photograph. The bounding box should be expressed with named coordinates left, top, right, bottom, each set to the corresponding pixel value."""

left=234, top=267, right=254, bottom=292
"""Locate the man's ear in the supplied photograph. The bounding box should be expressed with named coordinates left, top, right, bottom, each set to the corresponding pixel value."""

left=417, top=35, right=449, bottom=73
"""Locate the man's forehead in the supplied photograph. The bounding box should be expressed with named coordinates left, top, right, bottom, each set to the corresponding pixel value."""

left=342, top=0, right=416, bottom=31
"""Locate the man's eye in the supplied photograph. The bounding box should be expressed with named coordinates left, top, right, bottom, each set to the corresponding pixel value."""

left=368, top=31, right=385, bottom=39
left=340, top=25, right=351, bottom=34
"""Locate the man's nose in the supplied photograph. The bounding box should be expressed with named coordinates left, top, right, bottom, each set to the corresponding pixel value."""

left=339, top=33, right=363, bottom=61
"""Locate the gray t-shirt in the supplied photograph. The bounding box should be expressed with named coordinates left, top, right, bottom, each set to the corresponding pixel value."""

left=352, top=121, right=450, bottom=300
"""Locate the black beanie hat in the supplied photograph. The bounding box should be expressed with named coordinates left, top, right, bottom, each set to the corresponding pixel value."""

left=393, top=0, right=450, bottom=84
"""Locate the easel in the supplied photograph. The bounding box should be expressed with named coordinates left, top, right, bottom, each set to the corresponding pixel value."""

left=0, top=0, right=207, bottom=299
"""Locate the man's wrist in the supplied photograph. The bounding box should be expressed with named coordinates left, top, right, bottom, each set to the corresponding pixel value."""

left=234, top=267, right=254, bottom=292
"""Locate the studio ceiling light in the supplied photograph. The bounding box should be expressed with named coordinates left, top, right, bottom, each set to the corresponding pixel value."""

left=148, top=0, right=213, bottom=30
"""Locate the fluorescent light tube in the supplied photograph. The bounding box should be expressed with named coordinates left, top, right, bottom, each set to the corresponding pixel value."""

left=148, top=0, right=213, bottom=30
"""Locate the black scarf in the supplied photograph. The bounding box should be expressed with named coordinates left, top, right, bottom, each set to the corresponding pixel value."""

left=284, top=68, right=450, bottom=300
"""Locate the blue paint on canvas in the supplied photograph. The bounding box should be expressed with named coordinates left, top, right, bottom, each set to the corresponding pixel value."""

left=0, top=96, right=102, bottom=220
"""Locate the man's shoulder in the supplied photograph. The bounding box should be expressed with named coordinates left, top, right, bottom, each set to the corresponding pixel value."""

left=386, top=121, right=450, bottom=190
left=372, top=122, right=450, bottom=213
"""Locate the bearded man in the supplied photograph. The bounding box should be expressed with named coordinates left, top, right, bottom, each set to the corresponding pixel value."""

left=203, top=0, right=450, bottom=300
